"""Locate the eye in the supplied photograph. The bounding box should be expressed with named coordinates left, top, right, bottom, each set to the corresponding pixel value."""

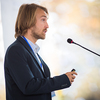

left=42, top=19, right=45, bottom=21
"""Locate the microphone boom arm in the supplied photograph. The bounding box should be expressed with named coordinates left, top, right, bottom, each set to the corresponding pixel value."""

left=73, top=42, right=100, bottom=57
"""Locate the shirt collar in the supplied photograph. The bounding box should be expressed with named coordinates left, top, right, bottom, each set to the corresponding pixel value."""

left=22, top=37, right=40, bottom=53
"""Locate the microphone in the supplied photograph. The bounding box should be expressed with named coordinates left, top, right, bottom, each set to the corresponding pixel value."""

left=67, top=38, right=100, bottom=57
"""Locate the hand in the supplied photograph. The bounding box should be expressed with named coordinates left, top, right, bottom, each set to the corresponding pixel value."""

left=65, top=71, right=77, bottom=84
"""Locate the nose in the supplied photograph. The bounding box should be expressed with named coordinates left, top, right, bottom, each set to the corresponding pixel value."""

left=46, top=22, right=49, bottom=28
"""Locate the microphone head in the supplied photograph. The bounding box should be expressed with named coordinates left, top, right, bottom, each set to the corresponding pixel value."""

left=67, top=38, right=74, bottom=44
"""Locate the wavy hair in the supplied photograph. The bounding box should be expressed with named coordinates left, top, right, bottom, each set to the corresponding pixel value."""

left=15, top=3, right=48, bottom=38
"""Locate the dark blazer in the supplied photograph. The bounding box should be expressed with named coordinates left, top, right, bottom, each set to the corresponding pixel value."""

left=4, top=36, right=71, bottom=100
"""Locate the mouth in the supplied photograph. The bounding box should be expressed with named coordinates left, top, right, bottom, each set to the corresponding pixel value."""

left=43, top=29, right=47, bottom=34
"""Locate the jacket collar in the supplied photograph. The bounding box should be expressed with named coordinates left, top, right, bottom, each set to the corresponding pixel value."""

left=17, top=36, right=46, bottom=77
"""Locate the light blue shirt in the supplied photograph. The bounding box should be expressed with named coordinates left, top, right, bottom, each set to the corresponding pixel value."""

left=24, top=37, right=44, bottom=71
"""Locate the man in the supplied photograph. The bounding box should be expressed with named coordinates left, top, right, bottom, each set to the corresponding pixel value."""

left=4, top=3, right=77, bottom=100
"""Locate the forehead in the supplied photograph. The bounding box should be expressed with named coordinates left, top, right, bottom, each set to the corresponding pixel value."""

left=35, top=8, right=48, bottom=18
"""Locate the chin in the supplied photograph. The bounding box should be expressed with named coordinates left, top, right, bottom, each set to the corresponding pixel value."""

left=42, top=36, right=46, bottom=39
left=42, top=37, right=45, bottom=40
left=39, top=37, right=45, bottom=40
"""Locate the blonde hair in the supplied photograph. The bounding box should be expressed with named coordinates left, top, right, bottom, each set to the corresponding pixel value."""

left=15, top=3, right=48, bottom=38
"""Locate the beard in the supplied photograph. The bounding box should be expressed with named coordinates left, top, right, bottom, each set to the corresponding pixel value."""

left=31, top=27, right=47, bottom=40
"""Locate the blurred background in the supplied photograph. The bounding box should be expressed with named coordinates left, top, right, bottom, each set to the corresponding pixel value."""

left=0, top=0, right=100, bottom=100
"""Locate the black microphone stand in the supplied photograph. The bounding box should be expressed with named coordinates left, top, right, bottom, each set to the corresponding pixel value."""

left=73, top=41, right=100, bottom=57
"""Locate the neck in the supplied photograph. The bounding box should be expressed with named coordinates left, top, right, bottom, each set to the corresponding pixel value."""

left=24, top=30, right=37, bottom=44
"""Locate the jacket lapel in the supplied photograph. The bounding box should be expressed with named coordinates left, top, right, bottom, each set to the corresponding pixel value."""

left=17, top=36, right=47, bottom=77
left=37, top=54, right=50, bottom=77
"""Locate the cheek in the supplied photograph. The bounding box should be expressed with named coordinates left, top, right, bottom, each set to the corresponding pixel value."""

left=36, top=25, right=44, bottom=31
left=36, top=20, right=45, bottom=28
left=35, top=25, right=43, bottom=33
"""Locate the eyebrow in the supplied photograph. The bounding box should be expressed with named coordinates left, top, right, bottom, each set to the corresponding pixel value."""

left=40, top=15, right=48, bottom=19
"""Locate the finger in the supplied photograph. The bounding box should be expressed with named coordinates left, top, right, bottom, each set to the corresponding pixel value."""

left=71, top=79, right=74, bottom=82
left=72, top=75, right=75, bottom=79
left=71, top=71, right=78, bottom=75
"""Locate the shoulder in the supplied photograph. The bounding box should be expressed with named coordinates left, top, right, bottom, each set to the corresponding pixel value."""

left=7, top=41, right=23, bottom=52
left=5, top=39, right=26, bottom=58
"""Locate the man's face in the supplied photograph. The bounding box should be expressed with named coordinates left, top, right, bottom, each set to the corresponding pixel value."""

left=31, top=8, right=49, bottom=41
